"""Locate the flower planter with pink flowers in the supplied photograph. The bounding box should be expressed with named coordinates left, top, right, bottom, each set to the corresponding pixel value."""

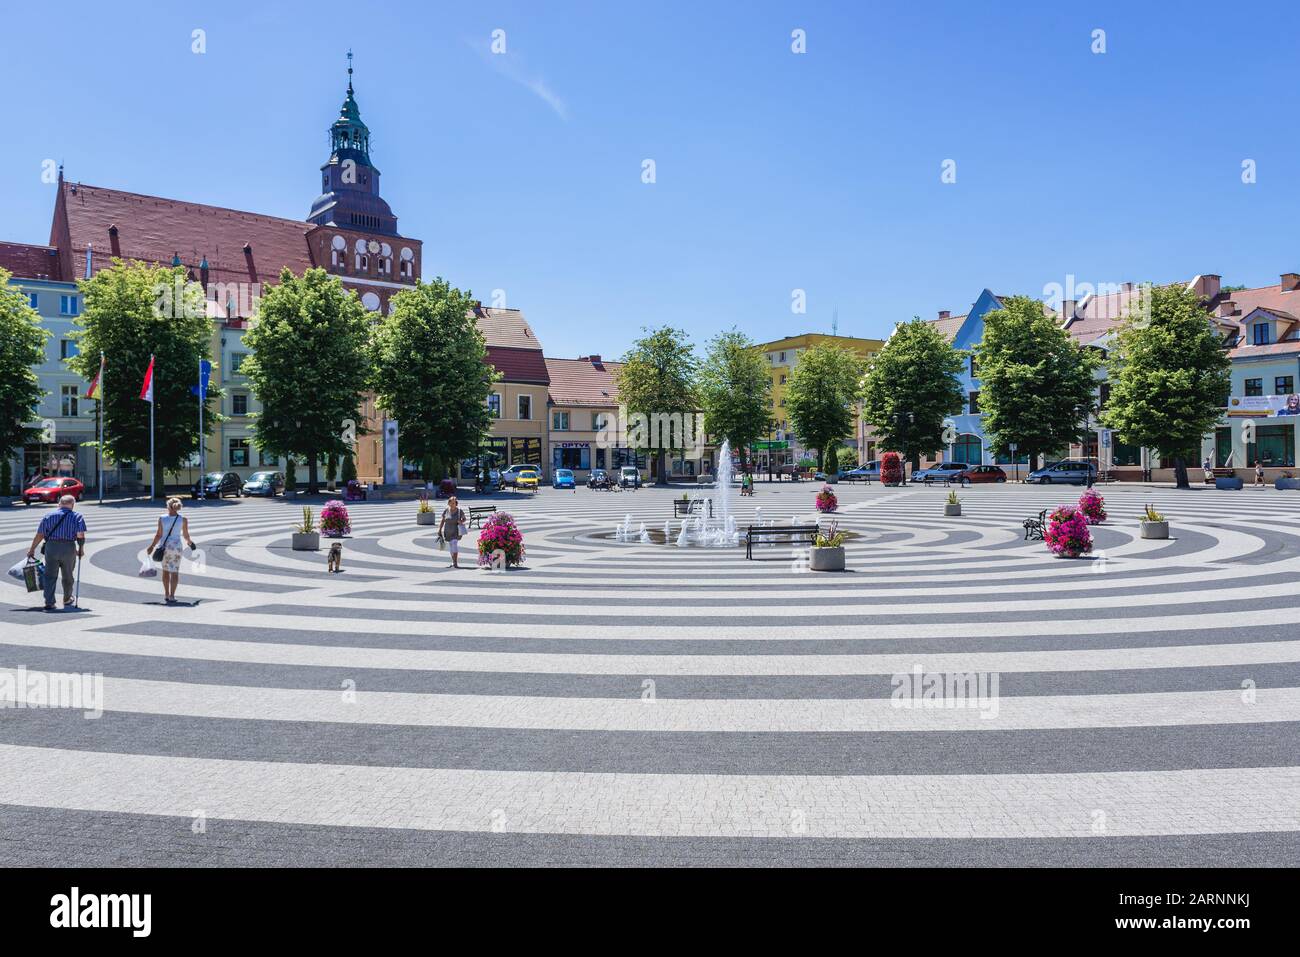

left=1077, top=488, right=1107, bottom=525
left=814, top=485, right=839, bottom=513
left=1044, top=505, right=1093, bottom=558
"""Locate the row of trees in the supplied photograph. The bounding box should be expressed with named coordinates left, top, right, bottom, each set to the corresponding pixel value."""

left=857, top=284, right=1230, bottom=489
left=2, top=260, right=497, bottom=496
left=617, top=327, right=867, bottom=483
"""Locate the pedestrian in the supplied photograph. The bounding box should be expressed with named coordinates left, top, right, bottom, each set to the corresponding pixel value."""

left=1254, top=460, right=1266, bottom=487
left=1202, top=456, right=1213, bottom=484
left=146, top=497, right=196, bottom=604
left=25, top=494, right=86, bottom=611
left=439, top=494, right=468, bottom=569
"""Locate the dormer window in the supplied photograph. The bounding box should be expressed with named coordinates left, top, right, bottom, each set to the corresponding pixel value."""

left=1252, top=322, right=1272, bottom=346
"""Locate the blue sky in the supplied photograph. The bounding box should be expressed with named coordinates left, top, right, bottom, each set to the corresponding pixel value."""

left=4, top=0, right=1297, bottom=357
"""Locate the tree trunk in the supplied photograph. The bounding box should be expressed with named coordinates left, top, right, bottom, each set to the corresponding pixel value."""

left=308, top=452, right=320, bottom=494
left=1173, top=456, right=1190, bottom=489
left=656, top=449, right=668, bottom=486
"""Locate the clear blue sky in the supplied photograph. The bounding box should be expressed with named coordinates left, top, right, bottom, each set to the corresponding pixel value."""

left=4, top=0, right=1297, bottom=358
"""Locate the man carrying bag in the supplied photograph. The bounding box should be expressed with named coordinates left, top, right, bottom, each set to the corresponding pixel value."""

left=26, top=494, right=87, bottom=611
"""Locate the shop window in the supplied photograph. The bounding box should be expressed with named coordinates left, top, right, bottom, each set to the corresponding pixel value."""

left=1248, top=425, right=1295, bottom=468
left=259, top=448, right=278, bottom=467
left=553, top=446, right=590, bottom=470
left=228, top=438, right=250, bottom=468
left=1111, top=440, right=1142, bottom=468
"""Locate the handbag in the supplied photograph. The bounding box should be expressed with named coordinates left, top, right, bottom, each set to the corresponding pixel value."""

left=153, top=516, right=181, bottom=562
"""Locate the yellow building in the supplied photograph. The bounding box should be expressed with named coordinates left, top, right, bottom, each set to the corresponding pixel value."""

left=753, top=333, right=884, bottom=470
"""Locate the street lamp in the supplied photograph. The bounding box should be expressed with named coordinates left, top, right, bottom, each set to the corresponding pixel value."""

left=1009, top=441, right=1019, bottom=483
left=1075, top=404, right=1095, bottom=488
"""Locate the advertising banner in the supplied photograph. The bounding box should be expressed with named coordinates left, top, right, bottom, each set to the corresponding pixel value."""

left=1227, top=395, right=1300, bottom=417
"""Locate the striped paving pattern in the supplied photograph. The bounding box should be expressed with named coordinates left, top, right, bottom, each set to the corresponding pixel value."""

left=2, top=481, right=1299, bottom=866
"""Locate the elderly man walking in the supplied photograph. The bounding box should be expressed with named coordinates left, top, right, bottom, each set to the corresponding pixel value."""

left=26, top=495, right=87, bottom=611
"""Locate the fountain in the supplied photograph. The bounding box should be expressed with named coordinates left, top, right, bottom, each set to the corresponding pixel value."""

left=668, top=439, right=742, bottom=547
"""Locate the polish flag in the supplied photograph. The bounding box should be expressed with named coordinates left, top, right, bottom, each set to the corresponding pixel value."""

left=139, top=356, right=155, bottom=403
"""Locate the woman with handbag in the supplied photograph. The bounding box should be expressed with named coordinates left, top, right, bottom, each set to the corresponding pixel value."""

left=439, top=494, right=468, bottom=569
left=146, top=497, right=196, bottom=603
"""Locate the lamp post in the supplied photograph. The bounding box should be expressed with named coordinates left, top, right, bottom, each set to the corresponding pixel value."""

left=1075, top=404, right=1095, bottom=489
left=1010, top=441, right=1019, bottom=483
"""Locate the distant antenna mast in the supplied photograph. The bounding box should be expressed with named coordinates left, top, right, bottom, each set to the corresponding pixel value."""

left=831, top=306, right=839, bottom=337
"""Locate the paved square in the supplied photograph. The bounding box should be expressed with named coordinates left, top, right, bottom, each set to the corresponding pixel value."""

left=2, top=481, right=1298, bottom=865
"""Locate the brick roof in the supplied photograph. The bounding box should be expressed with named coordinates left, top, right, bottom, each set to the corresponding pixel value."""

left=475, top=306, right=541, bottom=349
left=486, top=345, right=551, bottom=384
left=52, top=180, right=316, bottom=286
left=927, top=314, right=967, bottom=342
left=544, top=356, right=624, bottom=406
left=1216, top=283, right=1300, bottom=357
left=0, top=241, right=63, bottom=281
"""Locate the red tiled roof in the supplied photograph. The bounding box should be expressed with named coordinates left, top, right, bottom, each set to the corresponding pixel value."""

left=487, top=345, right=551, bottom=384
left=544, top=356, right=624, bottom=406
left=53, top=181, right=316, bottom=286
left=926, top=314, right=967, bottom=342
left=1217, top=283, right=1300, bottom=357
left=0, top=241, right=62, bottom=281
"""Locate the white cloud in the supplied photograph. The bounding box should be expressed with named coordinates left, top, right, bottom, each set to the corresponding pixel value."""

left=467, top=38, right=569, bottom=121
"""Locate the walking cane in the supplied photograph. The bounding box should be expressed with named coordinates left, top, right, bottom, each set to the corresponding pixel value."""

left=73, top=549, right=82, bottom=608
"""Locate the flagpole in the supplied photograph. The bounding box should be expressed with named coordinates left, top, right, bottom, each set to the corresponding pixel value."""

left=150, top=353, right=156, bottom=501
left=97, top=351, right=104, bottom=505
left=198, top=356, right=204, bottom=496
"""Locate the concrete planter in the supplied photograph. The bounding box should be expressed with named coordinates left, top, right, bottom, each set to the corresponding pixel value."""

left=291, top=532, right=319, bottom=551
left=1215, top=477, right=1243, bottom=490
left=1275, top=478, right=1300, bottom=491
left=1140, top=520, right=1169, bottom=540
left=283, top=488, right=298, bottom=500
left=810, top=546, right=845, bottom=571
left=416, top=512, right=437, bottom=526
left=944, top=503, right=961, bottom=517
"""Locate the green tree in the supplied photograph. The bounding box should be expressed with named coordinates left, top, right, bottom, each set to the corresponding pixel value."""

left=0, top=267, right=49, bottom=495
left=1101, top=284, right=1230, bottom=489
left=70, top=260, right=218, bottom=497
left=785, top=342, right=864, bottom=469
left=860, top=318, right=965, bottom=469
left=617, top=327, right=698, bottom=485
left=242, top=268, right=372, bottom=493
left=370, top=279, right=497, bottom=481
left=697, top=329, right=771, bottom=466
left=974, top=295, right=1101, bottom=469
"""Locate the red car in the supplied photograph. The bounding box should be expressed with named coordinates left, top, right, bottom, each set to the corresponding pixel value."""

left=952, top=465, right=1007, bottom=485
left=23, top=476, right=85, bottom=505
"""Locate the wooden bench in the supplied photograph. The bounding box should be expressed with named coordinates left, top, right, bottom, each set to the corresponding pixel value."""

left=468, top=505, right=496, bottom=528
left=673, top=499, right=713, bottom=518
left=1023, top=509, right=1049, bottom=541
left=745, top=524, right=817, bottom=560
left=1206, top=467, right=1235, bottom=485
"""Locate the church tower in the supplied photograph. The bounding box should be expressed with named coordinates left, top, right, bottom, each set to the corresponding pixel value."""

left=307, top=52, right=399, bottom=235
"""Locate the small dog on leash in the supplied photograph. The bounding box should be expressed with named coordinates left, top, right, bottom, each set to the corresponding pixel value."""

left=326, top=542, right=343, bottom=573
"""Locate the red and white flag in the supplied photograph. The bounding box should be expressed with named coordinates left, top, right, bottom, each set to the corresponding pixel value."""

left=85, top=355, right=105, bottom=400
left=139, top=356, right=155, bottom=403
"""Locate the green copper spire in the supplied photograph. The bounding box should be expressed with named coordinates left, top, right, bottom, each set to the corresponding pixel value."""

left=330, top=50, right=370, bottom=161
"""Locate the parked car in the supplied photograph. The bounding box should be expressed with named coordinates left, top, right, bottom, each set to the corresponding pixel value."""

left=953, top=465, right=1007, bottom=485
left=912, top=462, right=969, bottom=484
left=619, top=466, right=642, bottom=489
left=193, top=471, right=243, bottom=499
left=500, top=463, right=543, bottom=487
left=241, top=471, right=284, bottom=497
left=553, top=468, right=576, bottom=489
left=1026, top=460, right=1097, bottom=485
left=587, top=468, right=612, bottom=489
left=23, top=476, right=84, bottom=505
left=515, top=468, right=540, bottom=491
left=843, top=461, right=882, bottom=482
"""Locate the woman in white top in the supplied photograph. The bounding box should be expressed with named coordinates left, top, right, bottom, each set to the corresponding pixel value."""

left=146, top=497, right=196, bottom=603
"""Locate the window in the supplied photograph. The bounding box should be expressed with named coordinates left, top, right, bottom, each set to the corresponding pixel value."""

left=518, top=394, right=532, bottom=420
left=1245, top=378, right=1263, bottom=397
left=970, top=355, right=977, bottom=379
left=228, top=438, right=250, bottom=468
left=968, top=390, right=981, bottom=414
left=779, top=375, right=787, bottom=385
left=230, top=352, right=247, bottom=376
left=378, top=256, right=391, bottom=275
left=779, top=351, right=787, bottom=363
left=553, top=446, right=590, bottom=470
left=487, top=393, right=501, bottom=418
left=259, top=448, right=278, bottom=467
left=552, top=411, right=570, bottom=431
left=27, top=292, right=38, bottom=309
left=1249, top=425, right=1295, bottom=467
left=1276, top=376, right=1294, bottom=395
left=60, top=385, right=80, bottom=417
left=1098, top=383, right=1110, bottom=410
left=593, top=412, right=609, bottom=430
left=1112, top=440, right=1142, bottom=468
left=1252, top=322, right=1272, bottom=345
left=60, top=339, right=79, bottom=360
left=232, top=393, right=249, bottom=416
left=355, top=253, right=369, bottom=271
left=331, top=249, right=343, bottom=269
left=400, top=259, right=413, bottom=279
left=953, top=434, right=982, bottom=464
left=59, top=295, right=79, bottom=316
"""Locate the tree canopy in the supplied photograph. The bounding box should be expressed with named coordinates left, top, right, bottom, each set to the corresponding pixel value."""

left=860, top=318, right=965, bottom=465
left=784, top=342, right=865, bottom=468
left=241, top=268, right=372, bottom=493
left=617, top=327, right=698, bottom=484
left=1101, top=284, right=1230, bottom=488
left=697, top=328, right=770, bottom=462
left=974, top=295, right=1101, bottom=468
left=0, top=267, right=49, bottom=492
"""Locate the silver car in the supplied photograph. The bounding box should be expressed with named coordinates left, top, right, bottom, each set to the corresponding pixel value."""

left=1027, top=460, right=1096, bottom=485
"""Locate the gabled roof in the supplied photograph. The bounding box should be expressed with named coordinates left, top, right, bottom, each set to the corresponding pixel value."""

left=927, top=313, right=968, bottom=342
left=475, top=306, right=542, bottom=349
left=52, top=180, right=317, bottom=286
left=0, top=241, right=63, bottom=281
left=545, top=356, right=624, bottom=406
